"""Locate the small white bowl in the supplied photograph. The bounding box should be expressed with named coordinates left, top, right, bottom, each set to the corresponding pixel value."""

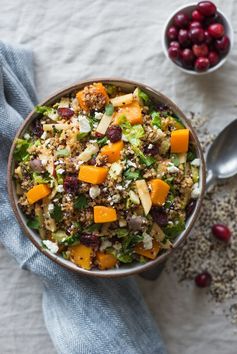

left=162, top=3, right=234, bottom=75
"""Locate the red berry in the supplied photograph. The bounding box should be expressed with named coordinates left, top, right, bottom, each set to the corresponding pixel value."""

left=106, top=125, right=122, bottom=143
left=193, top=43, right=209, bottom=57
left=57, top=107, right=74, bottom=119
left=63, top=176, right=79, bottom=194
left=204, top=30, right=212, bottom=44
left=195, top=272, right=212, bottom=288
left=182, top=48, right=195, bottom=65
left=167, top=26, right=178, bottom=41
left=195, top=57, right=210, bottom=71
left=178, top=29, right=190, bottom=47
left=212, top=224, right=231, bottom=242
left=215, top=35, right=230, bottom=53
left=192, top=9, right=204, bottom=22
left=174, top=12, right=190, bottom=28
left=208, top=51, right=219, bottom=66
left=189, top=21, right=202, bottom=29
left=168, top=46, right=180, bottom=60
left=208, top=23, right=225, bottom=39
left=197, top=1, right=217, bottom=17
left=80, top=233, right=100, bottom=249
left=189, top=27, right=205, bottom=44
left=170, top=41, right=180, bottom=49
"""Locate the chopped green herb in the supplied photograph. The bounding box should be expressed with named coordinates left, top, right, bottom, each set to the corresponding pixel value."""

left=117, top=228, right=129, bottom=238
left=77, top=132, right=89, bottom=141
left=50, top=204, right=63, bottom=223
left=137, top=88, right=149, bottom=104
left=35, top=105, right=55, bottom=116
left=61, top=233, right=80, bottom=246
left=56, top=148, right=70, bottom=157
left=27, top=216, right=40, bottom=230
left=13, top=139, right=30, bottom=162
left=171, top=154, right=180, bottom=167
left=74, top=194, right=88, bottom=210
left=164, top=219, right=185, bottom=239
left=187, top=150, right=196, bottom=162
left=85, top=223, right=101, bottom=232
left=97, top=136, right=108, bottom=147
left=124, top=169, right=141, bottom=180
left=133, top=146, right=156, bottom=166
left=105, top=84, right=117, bottom=96
left=32, top=172, right=51, bottom=184
left=105, top=103, right=114, bottom=116
left=138, top=256, right=148, bottom=264
left=151, top=111, right=161, bottom=128
left=118, top=117, right=144, bottom=147
left=117, top=253, right=133, bottom=263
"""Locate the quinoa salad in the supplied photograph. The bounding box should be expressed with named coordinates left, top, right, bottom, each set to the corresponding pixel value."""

left=13, top=82, right=201, bottom=271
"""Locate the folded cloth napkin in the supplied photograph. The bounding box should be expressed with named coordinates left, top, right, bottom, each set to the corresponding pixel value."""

left=0, top=42, right=166, bottom=354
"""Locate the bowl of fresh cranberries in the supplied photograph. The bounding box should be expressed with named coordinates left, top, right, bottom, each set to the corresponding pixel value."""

left=163, top=1, right=233, bottom=74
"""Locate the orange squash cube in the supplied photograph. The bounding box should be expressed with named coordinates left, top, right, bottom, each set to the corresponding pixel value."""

left=69, top=244, right=93, bottom=270
left=26, top=184, right=51, bottom=205
left=96, top=251, right=117, bottom=270
left=100, top=140, right=124, bottom=163
left=150, top=179, right=170, bottom=206
left=170, top=129, right=189, bottom=153
left=76, top=83, right=109, bottom=112
left=78, top=165, right=108, bottom=184
left=113, top=100, right=142, bottom=125
left=134, top=240, right=160, bottom=260
left=94, top=206, right=117, bottom=223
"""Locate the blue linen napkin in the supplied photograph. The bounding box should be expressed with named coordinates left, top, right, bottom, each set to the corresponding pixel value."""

left=0, top=41, right=166, bottom=354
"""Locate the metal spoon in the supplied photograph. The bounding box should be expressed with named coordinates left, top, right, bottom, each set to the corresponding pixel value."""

left=140, top=119, right=237, bottom=280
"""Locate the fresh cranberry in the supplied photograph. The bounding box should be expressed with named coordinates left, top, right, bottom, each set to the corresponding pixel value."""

left=189, top=21, right=202, bottom=29
left=57, top=107, right=74, bottom=119
left=182, top=48, right=195, bottom=66
left=204, top=30, right=213, bottom=44
left=195, top=57, right=210, bottom=71
left=169, top=41, right=180, bottom=49
left=208, top=51, right=219, bottom=66
left=189, top=27, right=205, bottom=44
left=192, top=9, right=204, bottom=22
left=195, top=271, right=212, bottom=288
left=150, top=208, right=168, bottom=227
left=167, top=26, right=178, bottom=41
left=143, top=144, right=159, bottom=156
left=63, top=176, right=79, bottom=194
left=203, top=13, right=221, bottom=27
left=215, top=35, right=230, bottom=53
left=174, top=12, right=190, bottom=28
left=168, top=46, right=180, bottom=60
left=178, top=29, right=190, bottom=47
left=32, top=119, right=43, bottom=137
left=212, top=224, right=231, bottom=242
left=80, top=233, right=100, bottom=249
left=193, top=43, right=209, bottom=57
left=208, top=23, right=225, bottom=39
left=197, top=1, right=217, bottom=17
left=185, top=199, right=197, bottom=218
left=106, top=125, right=122, bottom=143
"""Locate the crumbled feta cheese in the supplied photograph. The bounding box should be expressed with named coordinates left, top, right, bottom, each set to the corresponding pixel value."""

left=191, top=158, right=201, bottom=167
left=47, top=111, right=59, bottom=121
left=42, top=240, right=59, bottom=254
left=57, top=185, right=64, bottom=193
left=191, top=183, right=200, bottom=199
left=167, top=163, right=179, bottom=174
left=94, top=112, right=103, bottom=120
left=24, top=133, right=31, bottom=140
left=78, top=115, right=91, bottom=133
left=113, top=242, right=122, bottom=251
left=119, top=219, right=127, bottom=227
left=148, top=144, right=153, bottom=149
left=126, top=160, right=137, bottom=168
left=116, top=185, right=124, bottom=191
left=41, top=158, right=48, bottom=166
left=111, top=194, right=121, bottom=204
left=41, top=131, right=48, bottom=140
left=142, top=232, right=153, bottom=250
left=100, top=239, right=112, bottom=252
left=48, top=203, right=54, bottom=212
left=57, top=168, right=65, bottom=175
left=58, top=97, right=70, bottom=108
left=89, top=185, right=101, bottom=199
left=109, top=162, right=123, bottom=179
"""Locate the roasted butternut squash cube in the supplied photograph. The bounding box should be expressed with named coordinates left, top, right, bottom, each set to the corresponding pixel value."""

left=96, top=251, right=117, bottom=270
left=100, top=140, right=124, bottom=163
left=150, top=179, right=170, bottom=205
left=69, top=244, right=93, bottom=270
left=78, top=165, right=108, bottom=184
left=94, top=206, right=117, bottom=223
left=170, top=129, right=189, bottom=153
left=113, top=100, right=142, bottom=125
left=26, top=184, right=51, bottom=205
left=134, top=240, right=160, bottom=260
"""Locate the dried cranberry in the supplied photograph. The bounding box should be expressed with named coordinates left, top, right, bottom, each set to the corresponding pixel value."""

left=32, top=119, right=43, bottom=137
left=88, top=156, right=97, bottom=165
left=212, top=224, right=231, bottom=242
left=80, top=233, right=100, bottom=249
left=195, top=271, right=212, bottom=288
left=106, top=125, right=122, bottom=143
left=143, top=144, right=159, bottom=156
left=185, top=199, right=197, bottom=219
left=150, top=207, right=168, bottom=227
left=57, top=107, right=74, bottom=119
left=63, top=176, right=79, bottom=194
